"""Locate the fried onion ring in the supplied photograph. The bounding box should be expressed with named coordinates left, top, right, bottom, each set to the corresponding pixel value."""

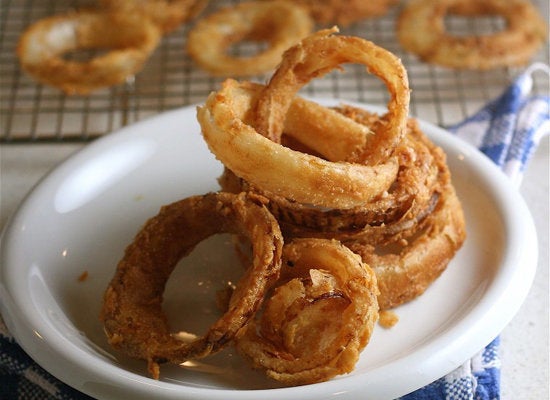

left=187, top=1, right=313, bottom=77
left=236, top=239, right=379, bottom=385
left=254, top=27, right=410, bottom=166
left=277, top=0, right=398, bottom=26
left=100, top=192, right=283, bottom=378
left=396, top=0, right=548, bottom=70
left=100, top=0, right=207, bottom=34
left=346, top=179, right=466, bottom=310
left=198, top=79, right=399, bottom=209
left=16, top=9, right=161, bottom=95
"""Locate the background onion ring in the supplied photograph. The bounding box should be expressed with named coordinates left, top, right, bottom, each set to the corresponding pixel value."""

left=396, top=0, right=548, bottom=70
left=187, top=0, right=313, bottom=77
left=100, top=0, right=208, bottom=34
left=100, top=192, right=283, bottom=379
left=16, top=9, right=161, bottom=95
left=278, top=0, right=399, bottom=26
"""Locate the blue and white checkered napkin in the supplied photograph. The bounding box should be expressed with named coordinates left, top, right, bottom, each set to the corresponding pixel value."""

left=400, top=62, right=550, bottom=400
left=1, top=64, right=549, bottom=400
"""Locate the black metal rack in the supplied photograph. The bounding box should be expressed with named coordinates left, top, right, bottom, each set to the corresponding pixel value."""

left=1, top=0, right=548, bottom=142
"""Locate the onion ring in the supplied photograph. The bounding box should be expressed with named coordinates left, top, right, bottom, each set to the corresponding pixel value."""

left=396, top=0, right=548, bottom=70
left=100, top=0, right=208, bottom=34
left=16, top=9, right=161, bottom=95
left=346, top=179, right=466, bottom=310
left=254, top=27, right=410, bottom=166
left=100, top=191, right=283, bottom=378
left=236, top=238, right=379, bottom=385
left=187, top=1, right=313, bottom=77
left=278, top=0, right=399, bottom=26
left=198, top=79, right=399, bottom=209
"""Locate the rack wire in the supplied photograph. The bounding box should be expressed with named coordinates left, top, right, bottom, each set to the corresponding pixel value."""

left=1, top=0, right=548, bottom=142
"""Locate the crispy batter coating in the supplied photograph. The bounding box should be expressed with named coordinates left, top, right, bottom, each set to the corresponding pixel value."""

left=198, top=79, right=399, bottom=209
left=100, top=192, right=283, bottom=378
left=236, top=239, right=379, bottom=385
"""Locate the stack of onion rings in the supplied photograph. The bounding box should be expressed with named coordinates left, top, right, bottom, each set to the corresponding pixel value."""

left=101, top=28, right=467, bottom=385
left=17, top=9, right=162, bottom=95
left=187, top=1, right=313, bottom=77
left=200, top=29, right=466, bottom=311
left=100, top=192, right=283, bottom=379
left=218, top=103, right=466, bottom=310
left=236, top=238, right=379, bottom=385
left=397, top=0, right=548, bottom=70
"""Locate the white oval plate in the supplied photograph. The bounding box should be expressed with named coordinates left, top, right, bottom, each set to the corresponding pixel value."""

left=0, top=101, right=537, bottom=400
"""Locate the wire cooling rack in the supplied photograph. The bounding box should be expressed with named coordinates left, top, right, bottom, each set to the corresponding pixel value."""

left=1, top=0, right=548, bottom=142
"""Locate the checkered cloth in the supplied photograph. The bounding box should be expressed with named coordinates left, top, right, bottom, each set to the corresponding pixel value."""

left=1, top=63, right=549, bottom=400
left=400, top=62, right=550, bottom=400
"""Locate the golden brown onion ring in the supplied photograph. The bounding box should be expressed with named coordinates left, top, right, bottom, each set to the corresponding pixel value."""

left=278, top=0, right=398, bottom=26
left=16, top=9, right=161, bottom=95
left=187, top=1, right=313, bottom=77
left=100, top=0, right=208, bottom=34
left=396, top=0, right=548, bottom=70
left=254, top=27, right=410, bottom=166
left=198, top=80, right=399, bottom=209
left=346, top=179, right=466, bottom=310
left=236, top=238, right=379, bottom=385
left=100, top=192, right=283, bottom=379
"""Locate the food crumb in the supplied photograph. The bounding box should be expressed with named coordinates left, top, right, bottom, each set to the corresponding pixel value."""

left=77, top=270, right=89, bottom=282
left=378, top=310, right=399, bottom=328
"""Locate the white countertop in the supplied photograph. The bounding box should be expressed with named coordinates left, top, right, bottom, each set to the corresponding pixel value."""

left=1, top=135, right=548, bottom=398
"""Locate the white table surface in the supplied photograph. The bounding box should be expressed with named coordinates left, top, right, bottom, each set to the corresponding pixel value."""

left=1, top=134, right=548, bottom=399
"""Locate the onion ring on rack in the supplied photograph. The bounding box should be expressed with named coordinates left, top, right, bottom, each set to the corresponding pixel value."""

left=100, top=192, right=283, bottom=379
left=198, top=80, right=399, bottom=209
left=396, top=0, right=548, bottom=70
left=279, top=0, right=399, bottom=26
left=236, top=238, right=379, bottom=385
left=254, top=27, right=410, bottom=166
left=187, top=1, right=313, bottom=77
left=16, top=9, right=161, bottom=95
left=100, top=0, right=208, bottom=34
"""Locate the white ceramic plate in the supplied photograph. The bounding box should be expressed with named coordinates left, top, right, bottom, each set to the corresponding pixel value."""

left=0, top=101, right=537, bottom=400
